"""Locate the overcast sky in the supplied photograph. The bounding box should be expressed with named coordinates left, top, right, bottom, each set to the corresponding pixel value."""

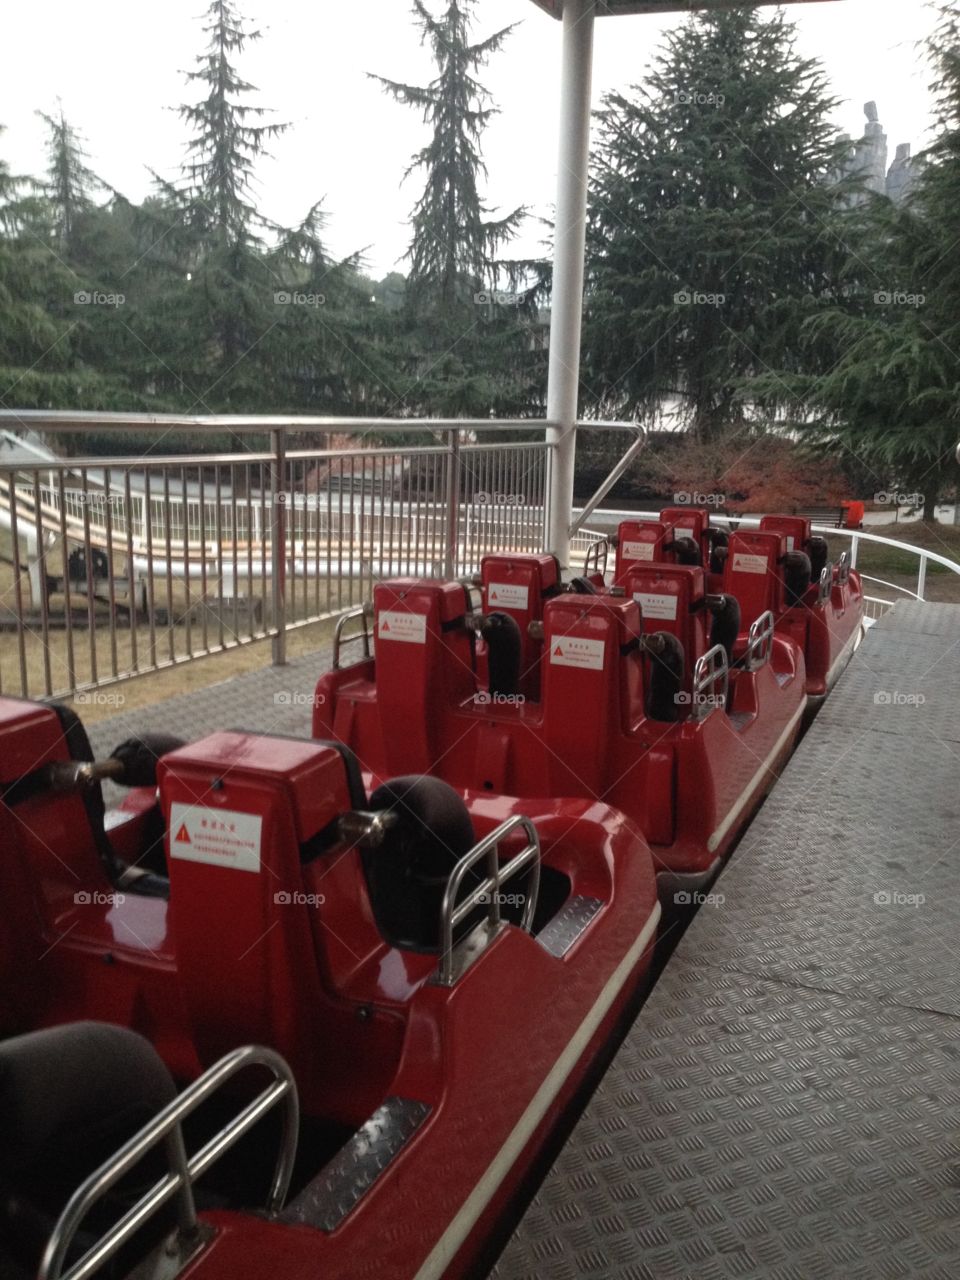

left=1, top=1, right=937, bottom=279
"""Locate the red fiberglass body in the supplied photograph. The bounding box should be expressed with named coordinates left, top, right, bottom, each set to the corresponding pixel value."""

left=604, top=508, right=865, bottom=704
left=0, top=695, right=659, bottom=1280
left=313, top=544, right=807, bottom=896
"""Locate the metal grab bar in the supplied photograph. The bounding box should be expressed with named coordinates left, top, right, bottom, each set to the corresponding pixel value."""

left=333, top=603, right=372, bottom=669
left=836, top=549, right=851, bottom=584
left=40, top=1045, right=300, bottom=1280
left=818, top=564, right=833, bottom=604
left=745, top=609, right=776, bottom=672
left=582, top=536, right=609, bottom=582
left=437, top=815, right=541, bottom=986
left=691, top=644, right=729, bottom=719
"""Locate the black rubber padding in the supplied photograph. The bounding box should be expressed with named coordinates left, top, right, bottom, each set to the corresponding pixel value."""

left=808, top=535, right=829, bottom=584
left=569, top=577, right=599, bottom=595
left=646, top=632, right=686, bottom=722
left=109, top=733, right=187, bottom=789
left=483, top=612, right=522, bottom=698
left=782, top=550, right=813, bottom=607
left=365, top=776, right=477, bottom=952
left=709, top=594, right=741, bottom=668
left=665, top=536, right=701, bottom=566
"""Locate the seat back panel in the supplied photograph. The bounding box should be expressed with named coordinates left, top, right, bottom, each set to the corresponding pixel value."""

left=722, top=530, right=787, bottom=628
left=614, top=520, right=669, bottom=582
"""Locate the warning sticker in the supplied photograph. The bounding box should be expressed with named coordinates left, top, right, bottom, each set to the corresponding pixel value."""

left=732, top=552, right=768, bottom=576
left=622, top=540, right=655, bottom=562
left=169, top=804, right=262, bottom=873
left=549, top=636, right=605, bottom=671
left=378, top=610, right=427, bottom=644
left=674, top=526, right=697, bottom=542
left=785, top=535, right=795, bottom=552
left=633, top=591, right=679, bottom=621
left=487, top=581, right=529, bottom=610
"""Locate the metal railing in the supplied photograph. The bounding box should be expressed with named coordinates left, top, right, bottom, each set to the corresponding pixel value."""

left=744, top=609, right=776, bottom=672
left=690, top=644, right=730, bottom=719
left=436, top=814, right=541, bottom=986
left=0, top=412, right=633, bottom=701
left=40, top=1044, right=299, bottom=1280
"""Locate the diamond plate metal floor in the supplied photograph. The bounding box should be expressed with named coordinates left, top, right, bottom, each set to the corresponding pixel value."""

left=492, top=601, right=960, bottom=1280
left=84, top=647, right=329, bottom=800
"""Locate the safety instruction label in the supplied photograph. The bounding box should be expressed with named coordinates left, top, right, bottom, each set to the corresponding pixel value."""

left=487, top=582, right=529, bottom=610
left=549, top=636, right=605, bottom=671
left=732, top=552, right=768, bottom=576
left=674, top=526, right=697, bottom=542
left=622, top=540, right=655, bottom=561
left=378, top=610, right=427, bottom=644
left=785, top=535, right=795, bottom=552
left=169, top=804, right=262, bottom=873
left=633, top=591, right=678, bottom=621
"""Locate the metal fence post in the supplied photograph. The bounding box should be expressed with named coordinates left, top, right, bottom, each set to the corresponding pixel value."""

left=270, top=428, right=287, bottom=666
left=443, top=429, right=461, bottom=579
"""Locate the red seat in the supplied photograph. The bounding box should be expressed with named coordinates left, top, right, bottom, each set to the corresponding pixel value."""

left=722, top=530, right=787, bottom=629
left=613, top=520, right=670, bottom=583
left=622, top=564, right=708, bottom=690
left=372, top=580, right=475, bottom=774
left=541, top=595, right=645, bottom=795
left=759, top=514, right=812, bottom=555
left=660, top=506, right=711, bottom=565
left=480, top=554, right=560, bottom=699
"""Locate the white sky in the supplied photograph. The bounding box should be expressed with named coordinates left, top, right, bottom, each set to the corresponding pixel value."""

left=1, top=1, right=937, bottom=279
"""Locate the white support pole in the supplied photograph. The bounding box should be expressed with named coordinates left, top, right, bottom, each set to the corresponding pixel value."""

left=545, top=0, right=596, bottom=571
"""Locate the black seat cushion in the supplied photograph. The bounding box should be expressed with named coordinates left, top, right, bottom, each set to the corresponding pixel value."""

left=0, top=1022, right=177, bottom=1273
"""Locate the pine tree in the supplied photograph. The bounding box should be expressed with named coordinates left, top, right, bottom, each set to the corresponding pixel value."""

left=374, top=0, right=523, bottom=315
left=584, top=5, right=862, bottom=442
left=36, top=105, right=101, bottom=259
left=373, top=1, right=542, bottom=418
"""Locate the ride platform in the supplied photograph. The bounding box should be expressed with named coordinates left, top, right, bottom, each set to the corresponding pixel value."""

left=492, top=600, right=960, bottom=1280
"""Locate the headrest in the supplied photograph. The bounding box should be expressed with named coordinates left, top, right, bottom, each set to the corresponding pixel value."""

left=0, top=1022, right=176, bottom=1180
left=369, top=776, right=476, bottom=874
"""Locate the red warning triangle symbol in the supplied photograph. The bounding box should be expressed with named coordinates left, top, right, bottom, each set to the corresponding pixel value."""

left=553, top=644, right=563, bottom=657
left=382, top=620, right=391, bottom=631
left=174, top=823, right=191, bottom=844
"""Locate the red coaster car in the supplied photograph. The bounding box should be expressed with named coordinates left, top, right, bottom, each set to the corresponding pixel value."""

left=591, top=508, right=865, bottom=704
left=313, top=566, right=806, bottom=899
left=0, top=695, right=658, bottom=1280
